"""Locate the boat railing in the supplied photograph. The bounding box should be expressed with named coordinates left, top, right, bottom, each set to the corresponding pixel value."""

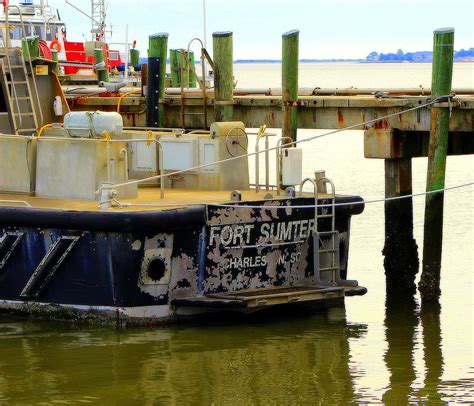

left=254, top=125, right=277, bottom=193
left=0, top=199, right=32, bottom=207
left=178, top=37, right=214, bottom=129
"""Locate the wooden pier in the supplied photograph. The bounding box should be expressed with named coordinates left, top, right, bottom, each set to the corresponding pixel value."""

left=65, top=28, right=473, bottom=303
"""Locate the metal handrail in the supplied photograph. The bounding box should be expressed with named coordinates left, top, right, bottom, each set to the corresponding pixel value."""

left=185, top=37, right=209, bottom=129
left=255, top=132, right=272, bottom=192
left=275, top=136, right=293, bottom=195
left=0, top=199, right=31, bottom=207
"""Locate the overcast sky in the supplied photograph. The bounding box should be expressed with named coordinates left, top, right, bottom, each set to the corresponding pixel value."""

left=46, top=0, right=473, bottom=59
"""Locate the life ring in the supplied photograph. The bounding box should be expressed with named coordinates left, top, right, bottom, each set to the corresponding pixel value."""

left=49, top=40, right=61, bottom=53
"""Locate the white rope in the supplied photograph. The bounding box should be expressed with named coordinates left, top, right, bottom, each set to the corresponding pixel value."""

left=112, top=181, right=474, bottom=210
left=109, top=95, right=451, bottom=191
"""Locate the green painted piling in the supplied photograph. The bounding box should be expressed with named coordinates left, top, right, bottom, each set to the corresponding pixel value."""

left=170, top=49, right=180, bottom=87
left=148, top=33, right=168, bottom=127
left=170, top=49, right=196, bottom=88
left=130, top=48, right=140, bottom=67
left=282, top=30, right=299, bottom=142
left=51, top=49, right=60, bottom=75
left=419, top=28, right=455, bottom=302
left=94, top=48, right=109, bottom=82
left=213, top=31, right=233, bottom=122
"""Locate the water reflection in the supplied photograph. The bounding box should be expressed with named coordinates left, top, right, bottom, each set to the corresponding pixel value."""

left=0, top=309, right=367, bottom=404
left=417, top=302, right=444, bottom=404
left=383, top=294, right=446, bottom=404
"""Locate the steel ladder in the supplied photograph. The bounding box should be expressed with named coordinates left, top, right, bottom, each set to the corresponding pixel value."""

left=299, top=176, right=359, bottom=287
left=0, top=5, right=43, bottom=135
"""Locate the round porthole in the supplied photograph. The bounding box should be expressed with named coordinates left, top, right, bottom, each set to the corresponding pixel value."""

left=147, top=257, right=166, bottom=282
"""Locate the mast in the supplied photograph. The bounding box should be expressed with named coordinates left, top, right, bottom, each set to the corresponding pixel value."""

left=65, top=0, right=107, bottom=42
left=91, top=0, right=106, bottom=42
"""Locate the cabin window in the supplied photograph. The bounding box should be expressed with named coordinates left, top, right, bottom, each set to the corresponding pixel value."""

left=45, top=25, right=58, bottom=41
left=9, top=25, right=25, bottom=40
left=108, top=50, right=119, bottom=61
left=31, top=24, right=45, bottom=39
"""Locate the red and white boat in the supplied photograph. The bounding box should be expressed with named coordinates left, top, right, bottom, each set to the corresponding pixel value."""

left=0, top=0, right=125, bottom=74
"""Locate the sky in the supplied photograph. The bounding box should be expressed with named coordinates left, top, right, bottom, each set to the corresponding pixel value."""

left=43, top=0, right=474, bottom=59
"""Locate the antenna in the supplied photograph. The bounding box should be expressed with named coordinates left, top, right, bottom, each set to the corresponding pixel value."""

left=64, top=0, right=109, bottom=42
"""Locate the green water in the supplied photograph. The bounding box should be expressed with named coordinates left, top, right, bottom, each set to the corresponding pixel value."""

left=0, top=302, right=470, bottom=404
left=0, top=63, right=472, bottom=404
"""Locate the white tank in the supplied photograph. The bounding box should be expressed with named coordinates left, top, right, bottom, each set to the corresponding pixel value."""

left=64, top=111, right=123, bottom=138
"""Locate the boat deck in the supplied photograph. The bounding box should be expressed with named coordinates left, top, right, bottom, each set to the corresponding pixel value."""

left=0, top=187, right=324, bottom=212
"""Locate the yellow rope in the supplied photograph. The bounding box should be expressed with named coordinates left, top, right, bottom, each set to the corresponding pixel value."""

left=36, top=123, right=54, bottom=137
left=116, top=89, right=142, bottom=114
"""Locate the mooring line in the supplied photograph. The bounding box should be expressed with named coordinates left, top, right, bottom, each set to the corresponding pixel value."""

left=108, top=94, right=455, bottom=191
left=111, top=181, right=474, bottom=210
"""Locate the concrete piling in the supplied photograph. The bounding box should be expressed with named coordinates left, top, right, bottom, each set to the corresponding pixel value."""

left=419, top=28, right=455, bottom=302
left=382, top=159, right=419, bottom=294
left=212, top=31, right=234, bottom=122
left=282, top=30, right=299, bottom=142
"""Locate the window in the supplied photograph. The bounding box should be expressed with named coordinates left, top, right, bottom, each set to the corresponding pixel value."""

left=108, top=50, right=119, bottom=61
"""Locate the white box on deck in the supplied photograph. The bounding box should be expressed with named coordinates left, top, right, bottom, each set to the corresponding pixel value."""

left=160, top=137, right=198, bottom=171
left=281, top=148, right=303, bottom=186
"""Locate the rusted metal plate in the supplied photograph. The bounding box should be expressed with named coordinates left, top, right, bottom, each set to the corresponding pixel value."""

left=364, top=128, right=474, bottom=158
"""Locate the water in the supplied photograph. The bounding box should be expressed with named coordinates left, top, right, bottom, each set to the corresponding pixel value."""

left=1, top=63, right=473, bottom=404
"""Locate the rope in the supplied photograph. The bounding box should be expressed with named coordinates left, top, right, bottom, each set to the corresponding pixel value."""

left=111, top=181, right=473, bottom=210
left=108, top=94, right=455, bottom=191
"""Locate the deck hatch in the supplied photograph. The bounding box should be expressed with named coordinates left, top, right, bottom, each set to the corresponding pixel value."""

left=20, top=235, right=80, bottom=298
left=0, top=231, right=24, bottom=272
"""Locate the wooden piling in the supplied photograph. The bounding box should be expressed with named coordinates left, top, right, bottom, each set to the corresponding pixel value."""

left=282, top=30, right=299, bottom=142
left=147, top=33, right=168, bottom=127
left=130, top=48, right=140, bottom=67
left=51, top=49, right=59, bottom=75
left=94, top=48, right=109, bottom=82
left=169, top=49, right=180, bottom=87
left=213, top=31, right=233, bottom=122
left=382, top=159, right=419, bottom=294
left=419, top=28, right=455, bottom=302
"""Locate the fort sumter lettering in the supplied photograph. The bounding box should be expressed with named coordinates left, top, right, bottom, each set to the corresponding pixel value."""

left=209, top=219, right=316, bottom=248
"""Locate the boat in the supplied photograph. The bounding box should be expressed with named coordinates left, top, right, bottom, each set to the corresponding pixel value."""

left=0, top=9, right=366, bottom=325
left=0, top=0, right=127, bottom=76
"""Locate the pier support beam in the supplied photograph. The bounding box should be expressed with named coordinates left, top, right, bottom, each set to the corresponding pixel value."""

left=382, top=159, right=419, bottom=294
left=147, top=33, right=168, bottom=127
left=94, top=48, right=109, bottom=83
left=419, top=28, right=455, bottom=302
left=282, top=30, right=299, bottom=142
left=213, top=31, right=233, bottom=122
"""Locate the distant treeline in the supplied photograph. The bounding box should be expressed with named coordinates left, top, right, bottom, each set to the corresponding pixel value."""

left=365, top=48, right=474, bottom=62
left=137, top=47, right=473, bottom=64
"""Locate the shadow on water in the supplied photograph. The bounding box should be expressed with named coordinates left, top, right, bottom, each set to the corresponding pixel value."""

left=0, top=306, right=367, bottom=404
left=383, top=291, right=447, bottom=405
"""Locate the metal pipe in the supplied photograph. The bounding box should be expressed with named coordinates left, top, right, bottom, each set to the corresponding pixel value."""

left=265, top=133, right=269, bottom=190
left=110, top=157, right=116, bottom=182
left=275, top=136, right=292, bottom=195
left=106, top=141, right=111, bottom=181
left=124, top=24, right=129, bottom=80
left=255, top=136, right=261, bottom=193
left=119, top=148, right=128, bottom=180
